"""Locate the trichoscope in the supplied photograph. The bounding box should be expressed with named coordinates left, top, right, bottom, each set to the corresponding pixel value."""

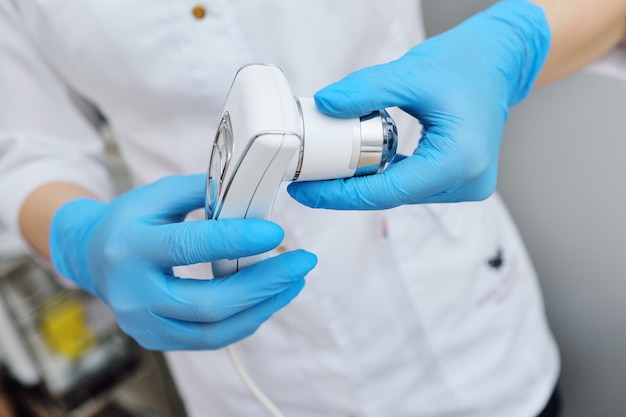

left=205, top=64, right=397, bottom=416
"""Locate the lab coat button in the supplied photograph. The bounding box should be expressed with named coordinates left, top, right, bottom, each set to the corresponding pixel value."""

left=192, top=5, right=207, bottom=20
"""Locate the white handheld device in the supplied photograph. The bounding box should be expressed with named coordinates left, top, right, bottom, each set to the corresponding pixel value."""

left=206, top=64, right=397, bottom=277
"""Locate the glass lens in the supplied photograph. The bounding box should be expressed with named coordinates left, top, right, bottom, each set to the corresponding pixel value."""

left=205, top=112, right=233, bottom=219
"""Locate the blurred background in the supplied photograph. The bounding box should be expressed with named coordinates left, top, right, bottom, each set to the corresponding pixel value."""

left=1, top=1, right=625, bottom=416
left=0, top=128, right=185, bottom=417
left=425, top=1, right=626, bottom=416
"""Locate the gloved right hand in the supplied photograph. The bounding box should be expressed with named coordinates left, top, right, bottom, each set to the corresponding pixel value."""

left=287, top=0, right=550, bottom=210
left=49, top=174, right=317, bottom=351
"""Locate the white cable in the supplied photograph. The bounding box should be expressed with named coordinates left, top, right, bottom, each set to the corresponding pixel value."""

left=226, top=345, right=285, bottom=417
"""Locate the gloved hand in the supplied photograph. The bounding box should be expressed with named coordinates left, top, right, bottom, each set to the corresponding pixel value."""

left=50, top=174, right=317, bottom=351
left=288, top=0, right=551, bottom=209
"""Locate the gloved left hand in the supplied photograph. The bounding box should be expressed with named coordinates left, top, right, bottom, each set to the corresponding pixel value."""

left=49, top=174, right=317, bottom=351
left=288, top=0, right=551, bottom=209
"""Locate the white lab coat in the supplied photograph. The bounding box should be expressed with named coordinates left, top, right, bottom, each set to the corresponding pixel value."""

left=0, top=1, right=560, bottom=416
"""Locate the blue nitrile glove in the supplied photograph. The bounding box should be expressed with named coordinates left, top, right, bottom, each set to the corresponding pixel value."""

left=288, top=0, right=550, bottom=209
left=50, top=174, right=317, bottom=351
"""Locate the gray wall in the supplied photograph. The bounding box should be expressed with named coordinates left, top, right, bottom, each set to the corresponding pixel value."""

left=423, top=1, right=626, bottom=416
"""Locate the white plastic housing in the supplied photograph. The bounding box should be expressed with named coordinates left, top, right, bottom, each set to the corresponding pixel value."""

left=284, top=97, right=359, bottom=181
left=207, top=65, right=303, bottom=277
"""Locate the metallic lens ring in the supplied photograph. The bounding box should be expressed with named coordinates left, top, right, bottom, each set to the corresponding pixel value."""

left=358, top=110, right=398, bottom=174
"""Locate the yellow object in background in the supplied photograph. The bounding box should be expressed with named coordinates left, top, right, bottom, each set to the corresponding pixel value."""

left=40, top=298, right=96, bottom=359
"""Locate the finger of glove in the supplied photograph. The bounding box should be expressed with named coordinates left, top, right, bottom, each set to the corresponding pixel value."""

left=288, top=136, right=472, bottom=209
left=151, top=250, right=317, bottom=322
left=314, top=60, right=425, bottom=119
left=138, top=218, right=286, bottom=267
left=119, top=174, right=207, bottom=221
left=134, top=280, right=306, bottom=351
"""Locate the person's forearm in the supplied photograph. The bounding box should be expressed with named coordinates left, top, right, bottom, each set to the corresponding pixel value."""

left=19, top=183, right=97, bottom=260
left=532, top=0, right=626, bottom=86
